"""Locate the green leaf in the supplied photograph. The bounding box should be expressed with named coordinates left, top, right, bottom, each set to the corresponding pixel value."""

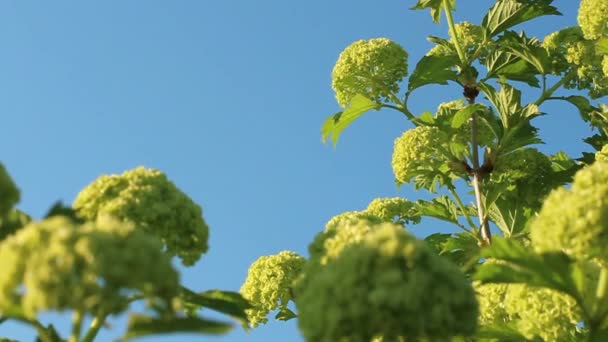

left=452, top=104, right=485, bottom=128
left=407, top=54, right=459, bottom=93
left=558, top=95, right=597, bottom=122
left=416, top=196, right=460, bottom=225
left=596, top=37, right=608, bottom=55
left=417, top=111, right=436, bottom=125
left=474, top=237, right=582, bottom=302
left=411, top=0, right=455, bottom=23
left=120, top=315, right=232, bottom=341
left=43, top=201, right=84, bottom=223
left=485, top=49, right=541, bottom=87
left=498, top=31, right=550, bottom=75
left=482, top=0, right=561, bottom=38
left=440, top=233, right=480, bottom=273
left=424, top=233, right=451, bottom=255
left=179, top=287, right=251, bottom=321
left=321, top=94, right=380, bottom=146
left=275, top=307, right=297, bottom=321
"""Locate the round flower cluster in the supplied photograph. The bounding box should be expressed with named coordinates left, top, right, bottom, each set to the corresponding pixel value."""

left=296, top=223, right=478, bottom=341
left=332, top=38, right=408, bottom=108
left=309, top=218, right=380, bottom=267
left=530, top=161, right=608, bottom=262
left=392, top=126, right=448, bottom=185
left=491, top=148, right=554, bottom=209
left=475, top=282, right=580, bottom=341
left=473, top=282, right=509, bottom=326
left=0, top=163, right=19, bottom=217
left=428, top=21, right=485, bottom=59
left=240, top=251, right=306, bottom=327
left=596, top=144, right=608, bottom=161
left=578, top=0, right=608, bottom=40
left=504, top=284, right=580, bottom=341
left=0, top=216, right=179, bottom=318
left=73, top=167, right=209, bottom=266
left=364, top=197, right=419, bottom=225
left=543, top=27, right=608, bottom=98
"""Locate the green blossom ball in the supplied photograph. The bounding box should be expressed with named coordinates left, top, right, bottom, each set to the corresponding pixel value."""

left=240, top=251, right=306, bottom=327
left=473, top=282, right=509, bottom=326
left=73, top=167, right=209, bottom=266
left=596, top=144, right=608, bottom=161
left=0, top=164, right=19, bottom=217
left=491, top=148, right=554, bottom=209
left=504, top=284, right=580, bottom=341
left=0, top=216, right=178, bottom=318
left=332, top=38, right=408, bottom=108
left=578, top=0, right=608, bottom=40
left=392, top=126, right=447, bottom=185
left=428, top=22, right=487, bottom=60
left=543, top=27, right=608, bottom=98
left=364, top=197, right=420, bottom=225
left=297, top=223, right=478, bottom=341
left=530, top=161, right=608, bottom=262
left=309, top=218, right=379, bottom=266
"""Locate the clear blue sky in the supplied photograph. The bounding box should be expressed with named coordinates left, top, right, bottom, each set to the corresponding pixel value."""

left=0, top=1, right=587, bottom=341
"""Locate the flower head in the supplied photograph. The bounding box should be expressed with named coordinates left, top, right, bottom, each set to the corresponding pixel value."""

left=332, top=38, right=408, bottom=108
left=240, top=251, right=305, bottom=327
left=530, top=161, right=608, bottom=262
left=543, top=27, right=608, bottom=98
left=392, top=126, right=448, bottom=185
left=296, top=223, right=477, bottom=341
left=73, top=167, right=209, bottom=266
left=578, top=0, right=608, bottom=40
left=0, top=216, right=178, bottom=318
left=596, top=144, right=608, bottom=161
left=491, top=148, right=554, bottom=209
left=503, top=284, right=581, bottom=341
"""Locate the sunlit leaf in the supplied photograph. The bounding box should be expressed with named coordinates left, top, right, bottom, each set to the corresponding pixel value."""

left=179, top=287, right=251, bottom=321
left=275, top=307, right=297, bottom=321
left=407, top=54, right=459, bottom=93
left=120, top=315, right=232, bottom=341
left=452, top=104, right=486, bottom=128
left=482, top=0, right=560, bottom=38
left=321, top=94, right=380, bottom=146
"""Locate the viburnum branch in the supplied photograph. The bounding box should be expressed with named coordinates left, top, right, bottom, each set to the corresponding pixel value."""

left=443, top=0, right=467, bottom=65
left=68, top=310, right=83, bottom=342
left=448, top=185, right=477, bottom=232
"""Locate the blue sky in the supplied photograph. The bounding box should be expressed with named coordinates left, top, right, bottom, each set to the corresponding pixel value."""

left=0, top=1, right=587, bottom=341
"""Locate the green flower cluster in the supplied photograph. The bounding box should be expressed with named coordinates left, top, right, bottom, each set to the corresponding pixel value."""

left=311, top=197, right=419, bottom=266
left=530, top=161, right=608, bottom=262
left=392, top=126, right=447, bottom=185
left=596, top=144, right=608, bottom=161
left=365, top=197, right=419, bottom=225
left=296, top=223, right=477, bottom=341
left=0, top=163, right=19, bottom=217
left=474, top=282, right=580, bottom=341
left=544, top=27, right=608, bottom=98
left=473, top=282, right=509, bottom=326
left=73, top=167, right=209, bottom=266
left=0, top=216, right=178, bottom=318
left=578, top=0, right=608, bottom=40
left=240, top=251, right=306, bottom=327
left=491, top=148, right=554, bottom=209
left=428, top=21, right=485, bottom=59
left=332, top=38, right=408, bottom=108
left=504, top=284, right=580, bottom=341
